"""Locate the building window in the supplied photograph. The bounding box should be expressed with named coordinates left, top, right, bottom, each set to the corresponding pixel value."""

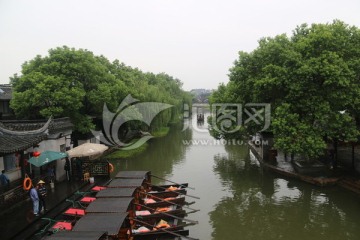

left=0, top=100, right=10, bottom=114
left=3, top=153, right=20, bottom=171
left=60, top=144, right=66, bottom=153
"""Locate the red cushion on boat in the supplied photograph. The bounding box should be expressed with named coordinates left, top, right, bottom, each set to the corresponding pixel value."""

left=80, top=197, right=96, bottom=203
left=64, top=208, right=85, bottom=216
left=52, top=221, right=72, bottom=230
left=91, top=186, right=107, bottom=192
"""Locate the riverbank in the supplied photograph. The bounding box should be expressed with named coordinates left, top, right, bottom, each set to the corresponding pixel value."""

left=104, top=127, right=170, bottom=159
left=248, top=142, right=360, bottom=194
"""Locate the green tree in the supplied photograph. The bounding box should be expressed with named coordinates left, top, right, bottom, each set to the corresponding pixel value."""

left=11, top=46, right=191, bottom=136
left=10, top=46, right=128, bottom=133
left=211, top=20, right=360, bottom=159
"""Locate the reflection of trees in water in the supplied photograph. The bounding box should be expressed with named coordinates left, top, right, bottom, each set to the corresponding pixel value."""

left=210, top=146, right=360, bottom=240
left=117, top=124, right=192, bottom=179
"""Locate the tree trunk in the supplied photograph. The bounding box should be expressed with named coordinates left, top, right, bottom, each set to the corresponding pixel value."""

left=333, top=140, right=338, bottom=168
left=352, top=142, right=355, bottom=170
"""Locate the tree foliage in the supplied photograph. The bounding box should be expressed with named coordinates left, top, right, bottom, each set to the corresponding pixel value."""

left=10, top=46, right=191, bottom=134
left=210, top=20, right=360, bottom=158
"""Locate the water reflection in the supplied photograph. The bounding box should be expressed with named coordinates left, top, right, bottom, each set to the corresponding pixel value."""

left=109, top=117, right=360, bottom=240
left=110, top=124, right=192, bottom=180
left=210, top=146, right=360, bottom=240
left=272, top=179, right=302, bottom=204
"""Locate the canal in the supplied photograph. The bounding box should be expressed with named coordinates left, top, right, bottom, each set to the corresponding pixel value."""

left=111, top=113, right=360, bottom=240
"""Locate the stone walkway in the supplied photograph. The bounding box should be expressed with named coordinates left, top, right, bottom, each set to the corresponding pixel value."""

left=0, top=177, right=109, bottom=240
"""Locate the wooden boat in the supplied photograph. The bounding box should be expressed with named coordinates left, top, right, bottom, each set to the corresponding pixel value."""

left=135, top=204, right=186, bottom=224
left=142, top=196, right=186, bottom=208
left=146, top=183, right=188, bottom=198
left=46, top=215, right=191, bottom=240
left=150, top=183, right=189, bottom=191
left=57, top=202, right=191, bottom=240
left=29, top=170, right=198, bottom=240
left=132, top=218, right=191, bottom=240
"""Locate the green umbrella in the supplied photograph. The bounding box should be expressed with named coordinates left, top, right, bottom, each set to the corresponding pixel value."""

left=28, top=150, right=68, bottom=167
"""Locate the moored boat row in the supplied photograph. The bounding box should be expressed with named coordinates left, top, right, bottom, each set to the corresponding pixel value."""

left=40, top=171, right=199, bottom=240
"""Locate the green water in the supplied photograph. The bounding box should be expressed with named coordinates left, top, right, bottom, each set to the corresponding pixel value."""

left=111, top=115, right=360, bottom=240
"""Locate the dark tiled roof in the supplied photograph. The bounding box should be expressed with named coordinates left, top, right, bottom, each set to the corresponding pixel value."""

left=0, top=134, right=47, bottom=154
left=0, top=84, right=12, bottom=100
left=1, top=117, right=73, bottom=134
left=0, top=117, right=73, bottom=154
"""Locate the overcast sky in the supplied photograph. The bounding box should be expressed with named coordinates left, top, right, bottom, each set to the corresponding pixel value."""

left=1, top=0, right=359, bottom=91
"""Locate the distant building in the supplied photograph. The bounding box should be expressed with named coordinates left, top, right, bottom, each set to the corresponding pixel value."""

left=0, top=84, right=13, bottom=119
left=190, top=88, right=213, bottom=103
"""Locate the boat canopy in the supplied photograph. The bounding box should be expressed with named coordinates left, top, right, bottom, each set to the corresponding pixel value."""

left=107, top=178, right=145, bottom=188
left=86, top=198, right=134, bottom=213
left=96, top=187, right=137, bottom=198
left=43, top=231, right=107, bottom=240
left=73, top=213, right=129, bottom=236
left=115, top=170, right=151, bottom=180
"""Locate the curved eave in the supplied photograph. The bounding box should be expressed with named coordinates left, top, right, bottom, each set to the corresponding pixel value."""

left=0, top=117, right=52, bottom=136
left=0, top=134, right=47, bottom=154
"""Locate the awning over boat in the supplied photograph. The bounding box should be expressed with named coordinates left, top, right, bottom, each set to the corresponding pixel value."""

left=73, top=213, right=128, bottom=236
left=43, top=231, right=107, bottom=240
left=85, top=198, right=134, bottom=213
left=107, top=178, right=145, bottom=188
left=96, top=187, right=137, bottom=198
left=115, top=170, right=151, bottom=179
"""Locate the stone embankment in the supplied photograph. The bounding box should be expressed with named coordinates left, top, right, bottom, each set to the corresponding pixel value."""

left=248, top=142, right=360, bottom=193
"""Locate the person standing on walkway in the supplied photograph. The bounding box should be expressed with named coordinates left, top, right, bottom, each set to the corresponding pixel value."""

left=47, top=165, right=55, bottom=183
left=30, top=185, right=40, bottom=216
left=64, top=157, right=71, bottom=181
left=0, top=170, right=10, bottom=190
left=38, top=180, right=47, bottom=213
